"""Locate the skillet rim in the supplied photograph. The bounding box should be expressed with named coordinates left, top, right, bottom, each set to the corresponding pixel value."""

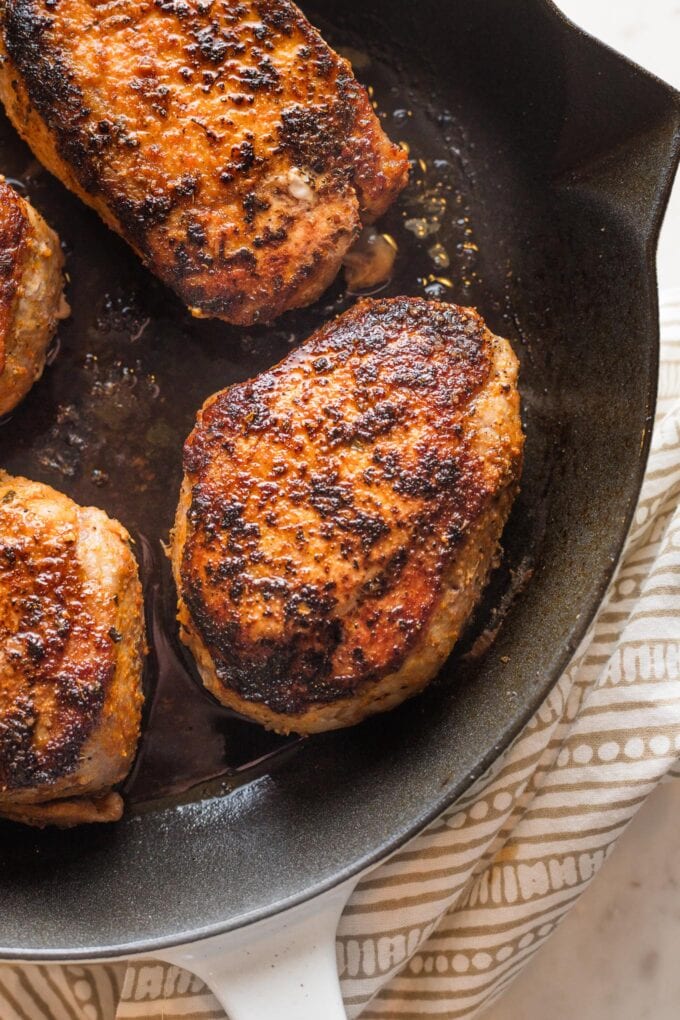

left=1, top=0, right=679, bottom=962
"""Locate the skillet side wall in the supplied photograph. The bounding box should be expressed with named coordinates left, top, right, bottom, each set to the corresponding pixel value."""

left=0, top=0, right=676, bottom=956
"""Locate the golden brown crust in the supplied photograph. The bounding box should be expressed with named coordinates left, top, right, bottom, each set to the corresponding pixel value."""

left=0, top=0, right=408, bottom=325
left=0, top=473, right=145, bottom=825
left=0, top=181, right=28, bottom=376
left=172, top=298, right=524, bottom=733
left=0, top=179, right=68, bottom=416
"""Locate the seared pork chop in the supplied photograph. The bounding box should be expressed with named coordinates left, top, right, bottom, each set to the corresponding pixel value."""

left=172, top=298, right=524, bottom=734
left=0, top=179, right=68, bottom=416
left=0, top=473, right=145, bottom=827
left=0, top=0, right=408, bottom=325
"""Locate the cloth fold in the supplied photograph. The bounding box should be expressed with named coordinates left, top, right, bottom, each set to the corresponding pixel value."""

left=2, top=291, right=680, bottom=1020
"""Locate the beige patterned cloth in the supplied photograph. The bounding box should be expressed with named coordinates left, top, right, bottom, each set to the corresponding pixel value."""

left=3, top=291, right=680, bottom=1020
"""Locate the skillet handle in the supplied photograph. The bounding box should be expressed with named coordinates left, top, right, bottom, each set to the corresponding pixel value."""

left=155, top=876, right=359, bottom=1020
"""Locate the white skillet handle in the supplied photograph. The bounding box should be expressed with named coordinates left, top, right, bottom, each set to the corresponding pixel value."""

left=156, top=876, right=359, bottom=1020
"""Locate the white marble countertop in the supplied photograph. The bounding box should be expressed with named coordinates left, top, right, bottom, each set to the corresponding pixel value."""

left=483, top=2, right=680, bottom=1017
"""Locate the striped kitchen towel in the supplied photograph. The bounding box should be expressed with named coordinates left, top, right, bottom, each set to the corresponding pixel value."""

left=2, top=289, right=680, bottom=1020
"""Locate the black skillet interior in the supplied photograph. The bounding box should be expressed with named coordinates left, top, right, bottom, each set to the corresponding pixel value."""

left=0, top=0, right=678, bottom=958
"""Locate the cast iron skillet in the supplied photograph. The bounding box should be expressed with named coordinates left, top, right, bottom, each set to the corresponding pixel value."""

left=0, top=0, right=678, bottom=960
